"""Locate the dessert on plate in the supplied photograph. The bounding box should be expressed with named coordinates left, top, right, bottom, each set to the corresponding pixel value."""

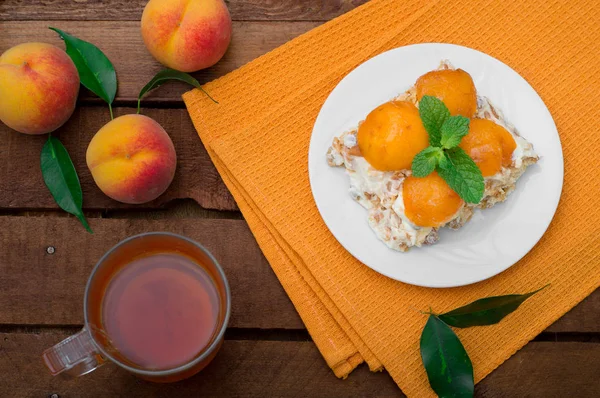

left=326, top=61, right=538, bottom=252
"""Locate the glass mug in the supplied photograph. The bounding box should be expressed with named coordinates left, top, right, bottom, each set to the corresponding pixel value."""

left=43, top=232, right=231, bottom=382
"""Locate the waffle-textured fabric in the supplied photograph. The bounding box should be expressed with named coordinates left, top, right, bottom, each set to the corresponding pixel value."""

left=183, top=0, right=600, bottom=395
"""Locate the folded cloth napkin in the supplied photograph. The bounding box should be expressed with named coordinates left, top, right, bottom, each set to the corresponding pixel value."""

left=183, top=0, right=600, bottom=395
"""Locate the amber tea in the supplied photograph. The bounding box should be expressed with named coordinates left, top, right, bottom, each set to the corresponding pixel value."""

left=41, top=232, right=235, bottom=382
left=101, top=253, right=219, bottom=369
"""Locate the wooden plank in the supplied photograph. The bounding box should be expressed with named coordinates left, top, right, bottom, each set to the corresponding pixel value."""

left=0, top=21, right=318, bottom=102
left=475, top=342, right=600, bottom=397
left=545, top=289, right=600, bottom=333
left=0, top=107, right=236, bottom=211
left=0, top=0, right=367, bottom=22
left=0, top=216, right=304, bottom=329
left=1, top=331, right=599, bottom=397
left=0, top=331, right=403, bottom=398
left=0, top=216, right=598, bottom=333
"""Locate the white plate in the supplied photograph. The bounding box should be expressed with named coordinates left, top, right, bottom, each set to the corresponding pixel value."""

left=308, top=43, right=563, bottom=288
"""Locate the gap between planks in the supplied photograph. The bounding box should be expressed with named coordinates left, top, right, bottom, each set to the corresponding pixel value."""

left=0, top=325, right=312, bottom=342
left=0, top=199, right=243, bottom=220
left=0, top=324, right=597, bottom=344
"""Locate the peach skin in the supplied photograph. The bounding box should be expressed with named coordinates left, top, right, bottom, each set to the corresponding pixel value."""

left=357, top=101, right=429, bottom=171
left=0, top=42, right=79, bottom=135
left=141, top=0, right=232, bottom=72
left=86, top=114, right=177, bottom=204
left=403, top=172, right=464, bottom=227
left=415, top=69, right=477, bottom=117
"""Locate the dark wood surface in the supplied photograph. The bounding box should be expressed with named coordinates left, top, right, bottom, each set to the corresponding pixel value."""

left=0, top=1, right=598, bottom=397
left=1, top=21, right=318, bottom=102
left=0, top=108, right=236, bottom=211
left=0, top=0, right=369, bottom=21
left=1, top=332, right=599, bottom=398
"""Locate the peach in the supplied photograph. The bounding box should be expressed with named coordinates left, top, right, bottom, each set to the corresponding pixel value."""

left=0, top=42, right=79, bottom=135
left=460, top=118, right=517, bottom=177
left=86, top=114, right=177, bottom=204
left=358, top=101, right=430, bottom=171
left=141, top=0, right=232, bottom=72
left=403, top=172, right=464, bottom=228
left=415, top=69, right=477, bottom=117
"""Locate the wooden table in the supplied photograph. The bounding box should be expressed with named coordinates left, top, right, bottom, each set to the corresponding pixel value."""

left=0, top=1, right=598, bottom=397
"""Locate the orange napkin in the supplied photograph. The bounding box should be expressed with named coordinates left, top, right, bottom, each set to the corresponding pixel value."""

left=183, top=0, right=600, bottom=395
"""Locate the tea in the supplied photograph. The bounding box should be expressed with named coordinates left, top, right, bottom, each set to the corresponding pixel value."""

left=102, top=253, right=219, bottom=370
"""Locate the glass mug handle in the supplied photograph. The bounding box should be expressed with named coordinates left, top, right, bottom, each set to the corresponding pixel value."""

left=42, top=328, right=106, bottom=377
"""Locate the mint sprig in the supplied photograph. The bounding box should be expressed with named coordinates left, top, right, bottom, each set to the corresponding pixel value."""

left=411, top=95, right=484, bottom=204
left=440, top=115, right=469, bottom=149
left=418, top=96, right=450, bottom=147
left=438, top=148, right=485, bottom=204
left=412, top=147, right=444, bottom=177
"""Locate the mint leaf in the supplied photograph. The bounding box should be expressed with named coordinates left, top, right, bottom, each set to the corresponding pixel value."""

left=412, top=147, right=443, bottom=177
left=418, top=96, right=450, bottom=147
left=440, top=116, right=470, bottom=149
left=437, top=148, right=484, bottom=204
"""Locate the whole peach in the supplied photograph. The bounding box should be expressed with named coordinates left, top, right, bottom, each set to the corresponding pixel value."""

left=141, top=0, right=232, bottom=72
left=86, top=114, right=177, bottom=204
left=0, top=43, right=79, bottom=135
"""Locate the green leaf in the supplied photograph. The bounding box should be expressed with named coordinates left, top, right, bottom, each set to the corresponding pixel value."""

left=437, top=147, right=484, bottom=204
left=420, top=315, right=474, bottom=398
left=440, top=116, right=470, bottom=149
left=418, top=95, right=450, bottom=147
left=438, top=285, right=549, bottom=328
left=137, top=68, right=217, bottom=113
left=412, top=147, right=443, bottom=177
left=41, top=136, right=92, bottom=233
left=50, top=27, right=116, bottom=118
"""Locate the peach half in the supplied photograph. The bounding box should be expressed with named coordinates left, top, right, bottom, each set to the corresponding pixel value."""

left=403, top=172, right=464, bottom=228
left=357, top=101, right=430, bottom=171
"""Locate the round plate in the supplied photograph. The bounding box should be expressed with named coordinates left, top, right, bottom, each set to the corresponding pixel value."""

left=308, top=43, right=563, bottom=288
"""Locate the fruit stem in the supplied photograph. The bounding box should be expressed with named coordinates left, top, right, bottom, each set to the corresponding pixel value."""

left=137, top=99, right=141, bottom=115
left=199, top=87, right=219, bottom=104
left=108, top=103, right=114, bottom=120
left=419, top=306, right=438, bottom=316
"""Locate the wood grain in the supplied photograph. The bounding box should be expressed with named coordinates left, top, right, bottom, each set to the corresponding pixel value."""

left=0, top=21, right=318, bottom=102
left=1, top=332, right=402, bottom=398
left=0, top=216, right=304, bottom=329
left=0, top=216, right=598, bottom=333
left=1, top=331, right=599, bottom=398
left=0, top=107, right=236, bottom=211
left=0, top=0, right=368, bottom=21
left=474, top=342, right=600, bottom=397
left=1, top=2, right=598, bottom=397
left=545, top=291, right=600, bottom=333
